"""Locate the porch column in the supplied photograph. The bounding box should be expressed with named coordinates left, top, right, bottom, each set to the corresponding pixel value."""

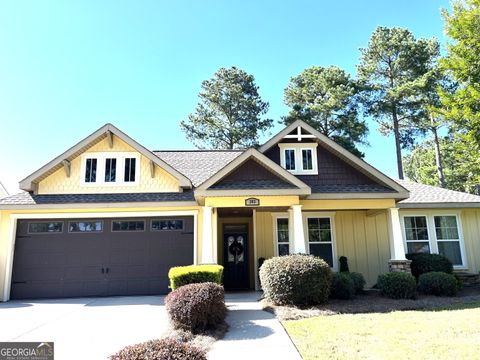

left=387, top=207, right=411, bottom=272
left=201, top=206, right=215, bottom=264
left=289, top=205, right=306, bottom=254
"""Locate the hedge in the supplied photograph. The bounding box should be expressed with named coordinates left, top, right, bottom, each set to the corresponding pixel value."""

left=377, top=272, right=417, bottom=299
left=417, top=272, right=459, bottom=296
left=110, top=338, right=206, bottom=360
left=168, top=264, right=223, bottom=290
left=406, top=253, right=453, bottom=279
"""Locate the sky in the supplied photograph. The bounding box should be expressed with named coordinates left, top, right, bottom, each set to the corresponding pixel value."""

left=0, top=0, right=451, bottom=194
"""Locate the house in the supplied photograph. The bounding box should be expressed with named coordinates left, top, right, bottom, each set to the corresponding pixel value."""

left=0, top=120, right=479, bottom=301
left=0, top=182, right=9, bottom=199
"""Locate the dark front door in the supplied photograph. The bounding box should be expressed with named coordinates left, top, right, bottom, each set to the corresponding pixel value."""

left=223, top=224, right=249, bottom=289
left=11, top=217, right=194, bottom=299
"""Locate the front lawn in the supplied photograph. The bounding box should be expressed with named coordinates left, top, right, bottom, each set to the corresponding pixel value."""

left=283, top=302, right=480, bottom=360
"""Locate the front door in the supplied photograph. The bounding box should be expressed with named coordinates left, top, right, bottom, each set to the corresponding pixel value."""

left=223, top=224, right=249, bottom=289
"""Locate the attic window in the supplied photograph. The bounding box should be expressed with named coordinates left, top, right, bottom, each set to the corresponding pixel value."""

left=81, top=152, right=139, bottom=186
left=279, top=143, right=318, bottom=175
left=85, top=158, right=97, bottom=183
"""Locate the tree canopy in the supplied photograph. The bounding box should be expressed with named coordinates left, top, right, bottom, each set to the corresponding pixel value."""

left=441, top=0, right=480, bottom=145
left=283, top=66, right=368, bottom=158
left=181, top=66, right=272, bottom=149
left=357, top=26, right=440, bottom=179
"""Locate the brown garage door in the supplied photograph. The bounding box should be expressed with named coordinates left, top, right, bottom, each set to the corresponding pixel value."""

left=11, top=216, right=194, bottom=299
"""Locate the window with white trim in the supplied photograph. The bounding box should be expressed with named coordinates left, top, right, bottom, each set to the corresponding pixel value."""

left=402, top=213, right=465, bottom=267
left=275, top=217, right=290, bottom=256
left=81, top=153, right=139, bottom=186
left=279, top=143, right=318, bottom=175
left=307, top=217, right=334, bottom=267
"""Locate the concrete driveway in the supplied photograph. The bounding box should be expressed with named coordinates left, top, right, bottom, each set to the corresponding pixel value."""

left=0, top=296, right=168, bottom=360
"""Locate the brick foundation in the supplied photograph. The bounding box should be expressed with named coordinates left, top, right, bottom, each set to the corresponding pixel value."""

left=388, top=259, right=412, bottom=273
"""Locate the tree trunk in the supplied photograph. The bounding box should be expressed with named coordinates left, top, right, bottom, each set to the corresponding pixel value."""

left=392, top=107, right=404, bottom=179
left=431, top=114, right=445, bottom=188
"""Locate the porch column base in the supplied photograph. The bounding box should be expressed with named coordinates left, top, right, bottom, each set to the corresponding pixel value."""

left=388, top=259, right=412, bottom=273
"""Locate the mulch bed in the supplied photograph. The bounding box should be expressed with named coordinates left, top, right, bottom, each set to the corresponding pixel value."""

left=262, top=287, right=480, bottom=321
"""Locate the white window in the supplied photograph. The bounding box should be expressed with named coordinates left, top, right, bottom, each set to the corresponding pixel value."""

left=81, top=152, right=140, bottom=186
left=401, top=212, right=466, bottom=268
left=305, top=216, right=335, bottom=267
left=279, top=143, right=318, bottom=175
left=273, top=216, right=290, bottom=256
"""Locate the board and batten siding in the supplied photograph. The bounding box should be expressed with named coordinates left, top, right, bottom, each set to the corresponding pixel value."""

left=255, top=210, right=390, bottom=287
left=37, top=136, right=180, bottom=194
left=460, top=209, right=480, bottom=273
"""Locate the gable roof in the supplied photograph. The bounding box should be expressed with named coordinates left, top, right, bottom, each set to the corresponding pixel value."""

left=194, top=148, right=311, bottom=196
left=20, top=124, right=192, bottom=192
left=396, top=180, right=480, bottom=208
left=259, top=120, right=409, bottom=199
left=155, top=150, right=243, bottom=187
left=0, top=182, right=8, bottom=199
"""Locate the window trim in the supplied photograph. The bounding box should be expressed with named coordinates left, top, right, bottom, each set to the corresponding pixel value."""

left=111, top=219, right=146, bottom=232
left=27, top=221, right=64, bottom=234
left=400, top=210, right=467, bottom=269
left=279, top=143, right=318, bottom=175
left=272, top=213, right=291, bottom=256
left=151, top=219, right=184, bottom=231
left=67, top=220, right=104, bottom=233
left=80, top=152, right=140, bottom=187
left=303, top=212, right=337, bottom=270
left=401, top=215, right=432, bottom=254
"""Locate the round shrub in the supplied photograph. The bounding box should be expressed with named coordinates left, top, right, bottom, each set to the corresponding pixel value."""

left=330, top=273, right=355, bottom=300
left=259, top=254, right=331, bottom=305
left=418, top=272, right=459, bottom=296
left=406, top=253, right=453, bottom=279
left=165, top=282, right=226, bottom=333
left=349, top=272, right=366, bottom=294
left=168, top=264, right=223, bottom=290
left=377, top=272, right=417, bottom=299
left=110, top=337, right=206, bottom=360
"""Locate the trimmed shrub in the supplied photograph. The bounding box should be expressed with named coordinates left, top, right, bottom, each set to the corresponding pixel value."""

left=377, top=272, right=417, bottom=299
left=406, top=253, right=453, bottom=279
left=349, top=272, right=366, bottom=294
left=418, top=272, right=459, bottom=296
left=168, top=264, right=223, bottom=290
left=165, top=282, right=226, bottom=333
left=330, top=273, right=355, bottom=300
left=109, top=337, right=206, bottom=360
left=259, top=254, right=331, bottom=306
left=339, top=256, right=350, bottom=273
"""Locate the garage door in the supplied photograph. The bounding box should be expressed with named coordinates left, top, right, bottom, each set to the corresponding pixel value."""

left=11, top=216, right=194, bottom=299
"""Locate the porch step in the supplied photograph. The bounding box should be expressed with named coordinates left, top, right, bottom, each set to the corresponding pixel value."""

left=455, top=272, right=480, bottom=287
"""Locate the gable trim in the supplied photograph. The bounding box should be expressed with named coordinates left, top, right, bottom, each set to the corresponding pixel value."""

left=194, top=148, right=311, bottom=196
left=259, top=120, right=409, bottom=198
left=19, top=124, right=192, bottom=191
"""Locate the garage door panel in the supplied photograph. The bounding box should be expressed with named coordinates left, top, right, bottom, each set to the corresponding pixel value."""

left=11, top=217, right=194, bottom=299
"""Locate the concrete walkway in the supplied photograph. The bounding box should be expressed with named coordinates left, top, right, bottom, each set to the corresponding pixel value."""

left=208, top=292, right=302, bottom=359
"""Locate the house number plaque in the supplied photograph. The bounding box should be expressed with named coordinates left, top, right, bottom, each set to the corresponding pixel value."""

left=245, top=198, right=260, bottom=206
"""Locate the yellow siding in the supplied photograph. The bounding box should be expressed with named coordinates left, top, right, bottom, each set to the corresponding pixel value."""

left=254, top=210, right=390, bottom=287
left=38, top=136, right=180, bottom=194
left=461, top=209, right=480, bottom=272
left=205, top=196, right=299, bottom=208
left=300, top=199, right=395, bottom=210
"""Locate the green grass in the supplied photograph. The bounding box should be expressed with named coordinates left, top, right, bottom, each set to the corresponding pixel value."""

left=283, top=302, right=480, bottom=360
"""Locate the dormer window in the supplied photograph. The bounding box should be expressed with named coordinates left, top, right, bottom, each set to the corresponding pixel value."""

left=279, top=143, right=318, bottom=175
left=81, top=152, right=139, bottom=186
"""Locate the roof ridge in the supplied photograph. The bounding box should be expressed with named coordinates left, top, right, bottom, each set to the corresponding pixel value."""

left=153, top=149, right=245, bottom=153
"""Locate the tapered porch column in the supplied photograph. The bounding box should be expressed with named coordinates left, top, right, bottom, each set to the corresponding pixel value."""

left=289, top=205, right=306, bottom=254
left=201, top=206, right=215, bottom=263
left=387, top=207, right=411, bottom=272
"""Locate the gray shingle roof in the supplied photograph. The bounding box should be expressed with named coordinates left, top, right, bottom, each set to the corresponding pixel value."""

left=396, top=179, right=480, bottom=207
left=210, top=179, right=297, bottom=190
left=310, top=184, right=396, bottom=193
left=0, top=191, right=195, bottom=205
left=154, top=150, right=243, bottom=187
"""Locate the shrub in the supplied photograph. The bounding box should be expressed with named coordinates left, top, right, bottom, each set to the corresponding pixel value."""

left=377, top=272, right=417, bottom=299
left=110, top=337, right=206, bottom=360
left=349, top=272, right=366, bottom=294
left=165, top=282, right=226, bottom=333
left=339, top=256, right=350, bottom=273
left=406, top=253, right=453, bottom=279
left=418, top=272, right=459, bottom=296
left=330, top=273, right=355, bottom=300
left=259, top=254, right=331, bottom=306
left=168, top=264, right=223, bottom=290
